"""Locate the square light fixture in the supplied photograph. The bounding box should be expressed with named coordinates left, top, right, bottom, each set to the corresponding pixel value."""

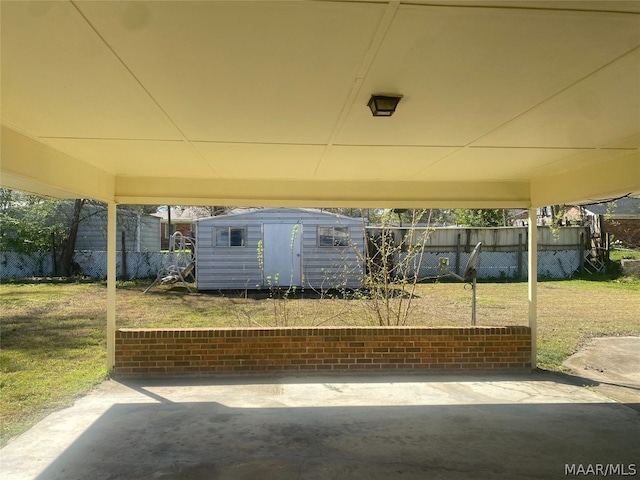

left=367, top=95, right=402, bottom=116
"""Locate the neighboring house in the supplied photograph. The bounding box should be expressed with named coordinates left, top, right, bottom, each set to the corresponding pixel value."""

left=153, top=207, right=201, bottom=250
left=508, top=208, right=574, bottom=227
left=579, top=197, right=640, bottom=248
left=74, top=205, right=160, bottom=252
left=195, top=208, right=366, bottom=290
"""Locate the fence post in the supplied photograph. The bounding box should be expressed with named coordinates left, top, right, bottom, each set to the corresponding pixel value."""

left=455, top=233, right=461, bottom=276
left=518, top=233, right=523, bottom=280
left=51, top=231, right=58, bottom=276
left=579, top=231, right=585, bottom=275
left=121, top=230, right=127, bottom=280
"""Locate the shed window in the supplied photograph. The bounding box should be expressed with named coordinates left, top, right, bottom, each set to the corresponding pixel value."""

left=318, top=226, right=349, bottom=247
left=216, top=227, right=246, bottom=247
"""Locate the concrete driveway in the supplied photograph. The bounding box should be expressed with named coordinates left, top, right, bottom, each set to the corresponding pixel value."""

left=563, top=336, right=640, bottom=407
left=1, top=372, right=638, bottom=480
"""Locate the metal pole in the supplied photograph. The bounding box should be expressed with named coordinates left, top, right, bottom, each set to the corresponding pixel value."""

left=471, top=278, right=477, bottom=326
left=106, top=203, right=117, bottom=373
left=528, top=208, right=538, bottom=370
left=167, top=205, right=172, bottom=241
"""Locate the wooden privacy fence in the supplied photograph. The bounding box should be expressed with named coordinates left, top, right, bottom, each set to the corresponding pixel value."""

left=367, top=226, right=592, bottom=280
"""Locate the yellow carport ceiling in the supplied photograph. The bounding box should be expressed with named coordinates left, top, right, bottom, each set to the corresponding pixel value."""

left=1, top=1, right=639, bottom=207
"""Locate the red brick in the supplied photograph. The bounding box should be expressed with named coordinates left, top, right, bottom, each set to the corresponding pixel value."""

left=114, top=327, right=531, bottom=375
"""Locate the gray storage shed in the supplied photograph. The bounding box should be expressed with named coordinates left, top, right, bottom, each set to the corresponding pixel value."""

left=195, top=208, right=365, bottom=290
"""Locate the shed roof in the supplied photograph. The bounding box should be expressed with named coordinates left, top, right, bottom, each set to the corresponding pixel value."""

left=1, top=1, right=639, bottom=207
left=196, top=207, right=365, bottom=224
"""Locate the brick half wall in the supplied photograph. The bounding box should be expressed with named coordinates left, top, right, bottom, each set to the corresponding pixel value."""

left=114, top=326, right=532, bottom=376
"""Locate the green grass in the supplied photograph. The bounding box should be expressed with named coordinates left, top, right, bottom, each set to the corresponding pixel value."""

left=1, top=277, right=639, bottom=446
left=609, top=249, right=640, bottom=261
left=1, top=283, right=108, bottom=445
left=535, top=279, right=640, bottom=368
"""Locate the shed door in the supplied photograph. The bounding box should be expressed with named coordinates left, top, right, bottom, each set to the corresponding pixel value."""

left=263, top=223, right=302, bottom=287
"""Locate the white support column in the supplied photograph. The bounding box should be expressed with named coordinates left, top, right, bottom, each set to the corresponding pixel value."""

left=106, top=203, right=117, bottom=372
left=528, top=207, right=538, bottom=370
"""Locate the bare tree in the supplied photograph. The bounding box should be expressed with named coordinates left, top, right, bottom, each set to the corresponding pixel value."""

left=59, top=199, right=86, bottom=275
left=355, top=209, right=434, bottom=326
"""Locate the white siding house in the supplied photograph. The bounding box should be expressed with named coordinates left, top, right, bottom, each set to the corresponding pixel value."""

left=74, top=206, right=161, bottom=252
left=195, top=208, right=365, bottom=290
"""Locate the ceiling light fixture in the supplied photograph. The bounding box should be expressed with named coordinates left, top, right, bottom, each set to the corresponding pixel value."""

left=367, top=94, right=402, bottom=117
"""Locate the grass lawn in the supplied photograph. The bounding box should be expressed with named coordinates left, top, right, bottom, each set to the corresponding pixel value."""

left=610, top=249, right=640, bottom=261
left=2, top=276, right=639, bottom=446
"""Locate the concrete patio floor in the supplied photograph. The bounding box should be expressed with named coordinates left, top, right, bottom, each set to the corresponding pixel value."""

left=1, top=371, right=639, bottom=480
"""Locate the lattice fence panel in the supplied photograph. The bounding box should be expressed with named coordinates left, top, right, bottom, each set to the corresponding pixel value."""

left=0, top=249, right=587, bottom=281
left=534, top=250, right=583, bottom=279
left=400, top=249, right=583, bottom=280
left=1, top=251, right=166, bottom=279
left=74, top=251, right=165, bottom=279
left=125, top=252, right=165, bottom=279
left=73, top=250, right=109, bottom=278
left=0, top=252, right=54, bottom=279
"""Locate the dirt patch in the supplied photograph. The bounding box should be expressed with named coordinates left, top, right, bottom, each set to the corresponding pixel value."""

left=562, top=336, right=640, bottom=407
